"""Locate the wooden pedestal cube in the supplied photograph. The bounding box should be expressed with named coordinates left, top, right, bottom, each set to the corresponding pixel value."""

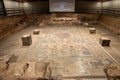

left=39, top=23, right=44, bottom=27
left=84, top=23, right=89, bottom=27
left=99, top=37, right=111, bottom=46
left=77, top=21, right=82, bottom=25
left=89, top=28, right=96, bottom=34
left=22, top=35, right=32, bottom=46
left=33, top=30, right=40, bottom=35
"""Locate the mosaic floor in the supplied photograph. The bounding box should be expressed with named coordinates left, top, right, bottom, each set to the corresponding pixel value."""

left=0, top=25, right=120, bottom=80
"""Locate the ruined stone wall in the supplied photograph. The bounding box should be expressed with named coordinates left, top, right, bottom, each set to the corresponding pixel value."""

left=0, top=55, right=52, bottom=80
left=0, top=16, right=28, bottom=40
left=49, top=13, right=99, bottom=21
left=0, top=14, right=51, bottom=40
left=26, top=14, right=51, bottom=26
left=98, top=14, right=120, bottom=35
left=0, top=13, right=99, bottom=40
left=77, top=14, right=99, bottom=21
left=50, top=13, right=78, bottom=18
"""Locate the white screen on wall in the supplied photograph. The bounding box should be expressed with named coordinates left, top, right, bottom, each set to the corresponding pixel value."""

left=49, top=0, right=75, bottom=12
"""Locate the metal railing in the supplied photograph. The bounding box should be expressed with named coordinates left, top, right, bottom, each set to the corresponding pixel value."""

left=0, top=8, right=120, bottom=17
left=101, top=8, right=120, bottom=16
left=76, top=8, right=120, bottom=16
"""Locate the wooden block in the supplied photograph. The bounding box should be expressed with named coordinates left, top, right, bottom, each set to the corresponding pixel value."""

left=33, top=30, right=40, bottom=35
left=22, top=35, right=32, bottom=46
left=89, top=28, right=96, bottom=34
left=99, top=37, right=111, bottom=46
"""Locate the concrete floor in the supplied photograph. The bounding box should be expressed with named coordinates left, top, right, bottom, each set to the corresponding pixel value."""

left=0, top=24, right=120, bottom=80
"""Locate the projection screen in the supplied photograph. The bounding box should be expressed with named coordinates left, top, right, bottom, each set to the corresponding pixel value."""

left=49, top=0, right=75, bottom=12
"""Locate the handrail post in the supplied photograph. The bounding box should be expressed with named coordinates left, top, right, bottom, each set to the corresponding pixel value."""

left=1, top=0, right=7, bottom=16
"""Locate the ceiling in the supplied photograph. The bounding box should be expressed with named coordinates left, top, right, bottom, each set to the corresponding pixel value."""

left=12, top=0, right=112, bottom=2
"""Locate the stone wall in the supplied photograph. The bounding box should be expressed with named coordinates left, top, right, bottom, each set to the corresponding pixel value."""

left=50, top=13, right=99, bottom=20
left=26, top=14, right=51, bottom=25
left=50, top=13, right=78, bottom=18
left=98, top=14, right=120, bottom=36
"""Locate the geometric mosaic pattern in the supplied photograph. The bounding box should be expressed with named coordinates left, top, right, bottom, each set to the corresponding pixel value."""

left=0, top=25, right=119, bottom=80
left=20, top=26, right=118, bottom=79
